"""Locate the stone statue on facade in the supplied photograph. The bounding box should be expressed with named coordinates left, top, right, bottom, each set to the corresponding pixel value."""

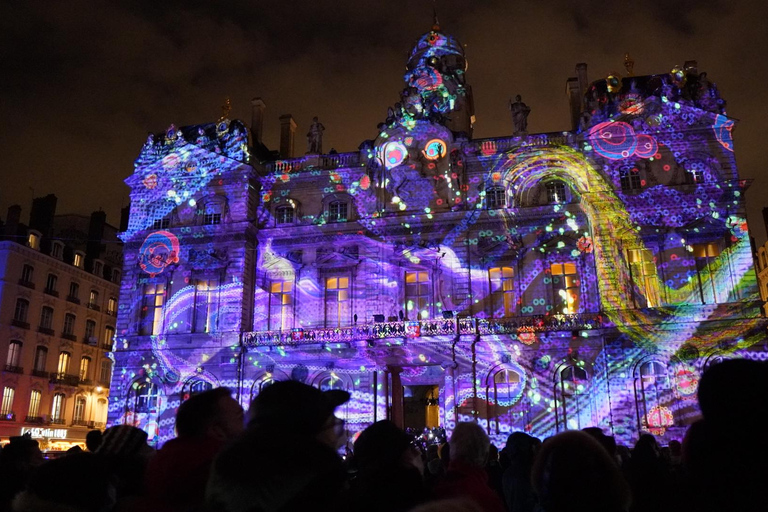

left=509, top=95, right=531, bottom=135
left=307, top=116, right=325, bottom=154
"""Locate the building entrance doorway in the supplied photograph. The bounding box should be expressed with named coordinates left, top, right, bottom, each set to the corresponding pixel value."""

left=403, top=385, right=440, bottom=430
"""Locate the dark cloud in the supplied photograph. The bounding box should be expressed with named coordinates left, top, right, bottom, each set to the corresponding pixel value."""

left=2, top=0, right=768, bottom=242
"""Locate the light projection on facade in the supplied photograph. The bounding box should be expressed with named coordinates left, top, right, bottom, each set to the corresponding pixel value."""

left=109, top=27, right=767, bottom=448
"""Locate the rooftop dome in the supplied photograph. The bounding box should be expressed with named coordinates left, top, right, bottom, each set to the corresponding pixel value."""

left=407, top=28, right=465, bottom=71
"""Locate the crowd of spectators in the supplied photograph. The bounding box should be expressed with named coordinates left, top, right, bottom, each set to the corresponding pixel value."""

left=0, top=358, right=765, bottom=512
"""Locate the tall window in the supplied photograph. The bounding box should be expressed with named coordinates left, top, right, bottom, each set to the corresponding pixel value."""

left=325, top=277, right=350, bottom=327
left=14, top=299, right=29, bottom=323
left=51, top=393, right=65, bottom=422
left=550, top=262, right=580, bottom=314
left=555, top=365, right=591, bottom=431
left=57, top=351, right=71, bottom=377
left=79, top=357, right=91, bottom=381
left=269, top=280, right=294, bottom=331
left=69, top=282, right=80, bottom=300
left=63, top=313, right=76, bottom=335
left=104, top=326, right=115, bottom=348
left=21, top=264, right=34, bottom=284
left=486, top=187, right=506, bottom=209
left=626, top=249, right=660, bottom=308
left=89, top=290, right=99, bottom=307
left=405, top=271, right=431, bottom=320
left=328, top=201, right=348, bottom=223
left=28, top=232, right=40, bottom=250
left=134, top=381, right=160, bottom=413
left=489, top=267, right=515, bottom=318
left=40, top=307, right=54, bottom=330
left=493, top=369, right=522, bottom=406
left=94, top=261, right=103, bottom=278
left=693, top=242, right=722, bottom=304
left=636, top=361, right=672, bottom=432
left=28, top=390, right=41, bottom=418
left=84, top=320, right=96, bottom=342
left=140, top=283, right=165, bottom=335
left=74, top=252, right=84, bottom=268
left=46, top=273, right=58, bottom=293
left=194, top=279, right=218, bottom=333
left=112, top=269, right=121, bottom=284
left=6, top=341, right=22, bottom=367
left=73, top=396, right=87, bottom=423
left=620, top=167, right=642, bottom=191
left=34, top=347, right=48, bottom=372
left=107, top=297, right=117, bottom=315
left=546, top=181, right=567, bottom=204
left=318, top=373, right=346, bottom=391
left=99, top=360, right=112, bottom=385
left=276, top=206, right=295, bottom=224
left=1, top=387, right=15, bottom=416
left=51, top=242, right=63, bottom=259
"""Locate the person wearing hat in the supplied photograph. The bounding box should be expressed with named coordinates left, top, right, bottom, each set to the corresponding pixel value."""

left=206, top=380, right=350, bottom=512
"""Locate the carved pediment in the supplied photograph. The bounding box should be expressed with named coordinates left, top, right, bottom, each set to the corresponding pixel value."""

left=188, top=248, right=228, bottom=270
left=316, top=245, right=359, bottom=267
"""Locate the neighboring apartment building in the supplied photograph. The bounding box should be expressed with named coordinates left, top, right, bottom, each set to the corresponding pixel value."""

left=0, top=196, right=121, bottom=450
left=110, top=24, right=766, bottom=447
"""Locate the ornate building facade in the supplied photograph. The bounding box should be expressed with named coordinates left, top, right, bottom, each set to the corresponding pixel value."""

left=110, top=26, right=767, bottom=446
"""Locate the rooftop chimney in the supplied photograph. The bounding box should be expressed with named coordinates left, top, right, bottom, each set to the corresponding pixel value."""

left=251, top=97, right=266, bottom=145
left=566, top=77, right=581, bottom=131
left=3, top=205, right=21, bottom=241
left=279, top=114, right=297, bottom=159
left=29, top=194, right=57, bottom=238
left=575, top=63, right=588, bottom=106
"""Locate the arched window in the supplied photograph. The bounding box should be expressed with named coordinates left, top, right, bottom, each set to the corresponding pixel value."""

left=133, top=381, right=160, bottom=413
left=182, top=379, right=214, bottom=401
left=1, top=387, right=15, bottom=418
left=325, top=276, right=350, bottom=327
left=493, top=369, right=522, bottom=406
left=6, top=341, right=22, bottom=369
left=249, top=374, right=276, bottom=404
left=486, top=187, right=506, bottom=209
left=316, top=372, right=350, bottom=427
left=555, top=365, right=591, bottom=431
left=276, top=205, right=295, bottom=225
left=635, top=361, right=673, bottom=433
left=545, top=181, right=567, bottom=204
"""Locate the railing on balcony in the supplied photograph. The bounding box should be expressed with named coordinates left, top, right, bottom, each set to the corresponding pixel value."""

left=87, top=302, right=101, bottom=312
left=61, top=332, right=77, bottom=342
left=31, top=369, right=49, bottom=378
left=243, top=313, right=605, bottom=347
left=84, top=336, right=98, bottom=346
left=79, top=378, right=93, bottom=386
left=50, top=418, right=66, bottom=425
left=18, top=279, right=35, bottom=289
left=264, top=152, right=362, bottom=174
left=106, top=309, right=117, bottom=317
left=44, top=288, right=59, bottom=298
left=4, top=365, right=23, bottom=374
left=11, top=319, right=30, bottom=329
left=38, top=326, right=55, bottom=335
left=101, top=343, right=114, bottom=351
left=66, top=295, right=81, bottom=304
left=71, top=419, right=90, bottom=427
left=24, top=416, right=44, bottom=424
left=50, top=373, right=81, bottom=386
left=0, top=413, right=16, bottom=422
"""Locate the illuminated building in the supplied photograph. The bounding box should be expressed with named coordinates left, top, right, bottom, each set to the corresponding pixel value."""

left=0, top=198, right=121, bottom=450
left=110, top=25, right=767, bottom=446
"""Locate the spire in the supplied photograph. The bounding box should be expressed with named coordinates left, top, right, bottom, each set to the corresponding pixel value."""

left=432, top=0, right=440, bottom=31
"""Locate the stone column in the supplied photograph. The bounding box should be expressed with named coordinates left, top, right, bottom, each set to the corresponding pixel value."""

left=388, top=365, right=404, bottom=429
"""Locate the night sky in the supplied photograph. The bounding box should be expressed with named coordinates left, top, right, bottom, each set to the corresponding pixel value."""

left=2, top=1, right=767, bottom=241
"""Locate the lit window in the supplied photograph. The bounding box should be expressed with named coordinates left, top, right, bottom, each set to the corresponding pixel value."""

left=57, top=352, right=71, bottom=377
left=89, top=290, right=99, bottom=309
left=13, top=299, right=29, bottom=323
left=39, top=307, right=54, bottom=330
left=627, top=249, right=660, bottom=308
left=269, top=280, right=294, bottom=331
left=550, top=262, right=580, bottom=314
left=6, top=341, right=22, bottom=367
left=319, top=374, right=346, bottom=391
left=489, top=267, right=515, bottom=318
left=486, top=187, right=506, bottom=209
left=405, top=271, right=430, bottom=320
left=28, top=390, right=41, bottom=418
left=63, top=313, right=76, bottom=335
left=328, top=201, right=348, bottom=223
left=28, top=232, right=40, bottom=250
left=620, top=167, right=642, bottom=191
left=692, top=242, right=722, bottom=304
left=325, top=277, right=350, bottom=327
left=140, top=283, right=165, bottom=335
left=194, top=279, right=218, bottom=333
left=108, top=297, right=118, bottom=315
left=104, top=326, right=115, bottom=348
left=1, top=387, right=15, bottom=416
left=546, top=181, right=567, bottom=204
left=51, top=393, right=65, bottom=422
left=79, top=357, right=91, bottom=381
left=276, top=206, right=295, bottom=225
left=74, top=252, right=84, bottom=268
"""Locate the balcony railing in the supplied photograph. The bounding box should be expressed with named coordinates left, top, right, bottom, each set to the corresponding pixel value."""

left=50, top=373, right=80, bottom=386
left=264, top=152, right=362, bottom=174
left=106, top=309, right=117, bottom=317
left=31, top=369, right=49, bottom=378
left=84, top=336, right=98, bottom=346
left=61, top=332, right=77, bottom=341
left=87, top=302, right=101, bottom=312
left=101, top=343, right=114, bottom=351
left=0, top=413, right=16, bottom=422
left=50, top=418, right=66, bottom=425
left=66, top=295, right=81, bottom=304
left=79, top=379, right=93, bottom=386
left=71, top=419, right=89, bottom=427
left=18, top=279, right=35, bottom=289
left=4, top=365, right=23, bottom=374
left=11, top=319, right=30, bottom=329
left=38, top=326, right=55, bottom=336
left=243, top=313, right=605, bottom=347
left=44, top=288, right=59, bottom=298
left=24, top=416, right=44, bottom=424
